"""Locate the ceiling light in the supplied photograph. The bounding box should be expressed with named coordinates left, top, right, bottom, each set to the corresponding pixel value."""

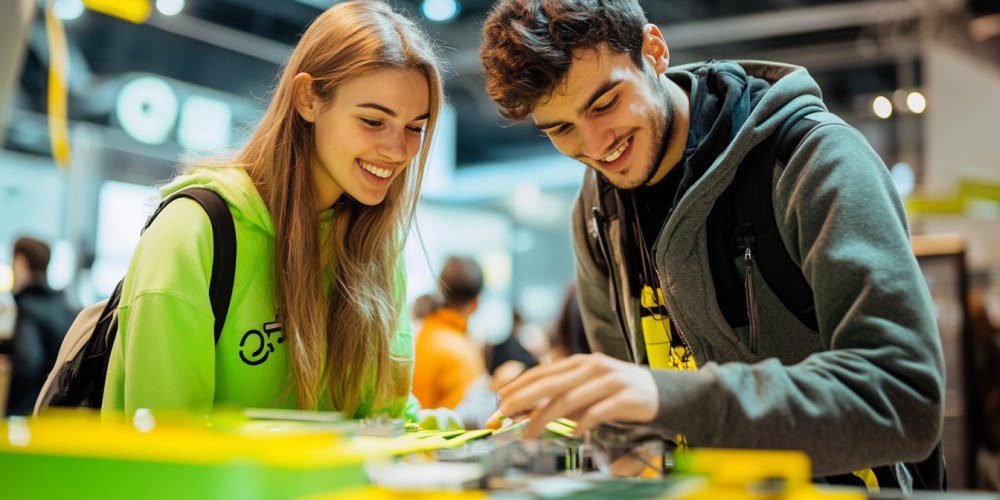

left=116, top=76, right=179, bottom=145
left=156, top=0, right=185, bottom=16
left=907, top=92, right=927, bottom=114
left=421, top=0, right=460, bottom=22
left=891, top=162, right=915, bottom=198
left=873, top=96, right=892, bottom=119
left=52, top=0, right=85, bottom=20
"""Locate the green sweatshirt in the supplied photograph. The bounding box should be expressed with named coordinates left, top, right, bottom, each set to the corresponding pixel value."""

left=102, top=166, right=419, bottom=420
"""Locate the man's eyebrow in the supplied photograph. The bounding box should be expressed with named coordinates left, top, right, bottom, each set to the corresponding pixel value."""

left=534, top=79, right=625, bottom=132
left=534, top=119, right=566, bottom=131
left=578, top=79, right=623, bottom=116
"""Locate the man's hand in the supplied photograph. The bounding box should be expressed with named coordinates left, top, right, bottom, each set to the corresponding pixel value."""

left=484, top=353, right=659, bottom=439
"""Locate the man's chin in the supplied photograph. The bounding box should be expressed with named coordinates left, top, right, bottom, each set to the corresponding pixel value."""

left=599, top=165, right=650, bottom=190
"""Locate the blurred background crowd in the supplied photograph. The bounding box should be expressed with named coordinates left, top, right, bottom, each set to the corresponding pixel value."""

left=1, top=0, right=1000, bottom=490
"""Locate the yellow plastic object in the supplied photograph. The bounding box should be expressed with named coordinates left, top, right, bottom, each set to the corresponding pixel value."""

left=300, top=486, right=487, bottom=500
left=671, top=449, right=866, bottom=500
left=83, top=0, right=152, bottom=23
left=676, top=448, right=811, bottom=485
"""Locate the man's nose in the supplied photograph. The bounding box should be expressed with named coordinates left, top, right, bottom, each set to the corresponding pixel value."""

left=578, top=123, right=614, bottom=160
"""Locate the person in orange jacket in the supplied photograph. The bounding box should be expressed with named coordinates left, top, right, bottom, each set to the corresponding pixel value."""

left=412, top=257, right=487, bottom=410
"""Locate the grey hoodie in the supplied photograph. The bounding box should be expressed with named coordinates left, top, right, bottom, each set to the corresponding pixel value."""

left=571, top=61, right=945, bottom=491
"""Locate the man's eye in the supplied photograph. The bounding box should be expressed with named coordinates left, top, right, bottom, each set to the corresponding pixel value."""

left=595, top=95, right=618, bottom=113
left=361, top=118, right=382, bottom=127
left=553, top=124, right=572, bottom=136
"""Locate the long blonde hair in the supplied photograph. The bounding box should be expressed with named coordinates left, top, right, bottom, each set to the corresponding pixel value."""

left=227, top=1, right=443, bottom=414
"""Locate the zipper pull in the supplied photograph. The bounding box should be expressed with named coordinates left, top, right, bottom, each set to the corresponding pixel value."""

left=744, top=247, right=760, bottom=354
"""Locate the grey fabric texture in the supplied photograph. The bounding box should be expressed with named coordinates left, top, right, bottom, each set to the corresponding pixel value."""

left=570, top=61, right=945, bottom=483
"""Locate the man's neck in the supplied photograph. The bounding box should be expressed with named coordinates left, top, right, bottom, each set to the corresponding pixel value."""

left=646, top=75, right=691, bottom=187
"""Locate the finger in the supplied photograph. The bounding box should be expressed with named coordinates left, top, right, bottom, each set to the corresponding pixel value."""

left=520, top=374, right=621, bottom=439
left=497, top=362, right=595, bottom=419
left=572, top=394, right=631, bottom=437
left=520, top=403, right=550, bottom=439
left=496, top=354, right=592, bottom=398
left=484, top=410, right=504, bottom=430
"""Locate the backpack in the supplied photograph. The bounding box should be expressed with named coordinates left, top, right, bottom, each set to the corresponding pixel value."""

left=584, top=109, right=947, bottom=491
left=33, top=188, right=237, bottom=416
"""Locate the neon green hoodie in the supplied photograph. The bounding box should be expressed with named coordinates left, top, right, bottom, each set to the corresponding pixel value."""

left=101, top=166, right=419, bottom=420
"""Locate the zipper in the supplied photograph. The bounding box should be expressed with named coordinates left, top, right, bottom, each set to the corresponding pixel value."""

left=654, top=267, right=692, bottom=357
left=744, top=247, right=760, bottom=354
left=592, top=208, right=635, bottom=363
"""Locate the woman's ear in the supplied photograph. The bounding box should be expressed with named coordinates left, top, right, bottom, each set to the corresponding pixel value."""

left=292, top=72, right=319, bottom=123
left=641, top=24, right=669, bottom=76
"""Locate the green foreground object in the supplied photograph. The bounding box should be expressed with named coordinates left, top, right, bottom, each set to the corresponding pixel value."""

left=0, top=454, right=365, bottom=500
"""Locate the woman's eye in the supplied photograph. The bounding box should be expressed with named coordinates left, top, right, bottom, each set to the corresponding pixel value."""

left=407, top=126, right=424, bottom=133
left=360, top=118, right=382, bottom=127
left=595, top=95, right=618, bottom=113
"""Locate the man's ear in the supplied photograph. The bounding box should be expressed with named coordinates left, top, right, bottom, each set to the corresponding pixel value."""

left=641, top=24, right=669, bottom=76
left=292, top=72, right=319, bottom=123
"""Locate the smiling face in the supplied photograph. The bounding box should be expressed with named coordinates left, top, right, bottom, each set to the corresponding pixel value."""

left=295, top=68, right=430, bottom=208
left=531, top=31, right=688, bottom=190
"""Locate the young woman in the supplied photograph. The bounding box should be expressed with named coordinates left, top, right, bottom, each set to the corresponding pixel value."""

left=101, top=1, right=444, bottom=421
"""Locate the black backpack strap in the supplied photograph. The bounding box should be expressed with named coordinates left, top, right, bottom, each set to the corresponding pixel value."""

left=143, top=188, right=237, bottom=344
left=708, top=108, right=824, bottom=333
left=735, top=108, right=823, bottom=332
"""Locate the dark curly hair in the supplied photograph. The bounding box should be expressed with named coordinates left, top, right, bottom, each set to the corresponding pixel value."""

left=480, top=0, right=648, bottom=121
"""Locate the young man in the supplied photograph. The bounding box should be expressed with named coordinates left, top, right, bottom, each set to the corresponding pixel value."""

left=2, top=237, right=77, bottom=415
left=479, top=0, right=945, bottom=491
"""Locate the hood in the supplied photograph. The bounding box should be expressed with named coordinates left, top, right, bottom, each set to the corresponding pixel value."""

left=159, top=166, right=274, bottom=236
left=660, top=60, right=826, bottom=236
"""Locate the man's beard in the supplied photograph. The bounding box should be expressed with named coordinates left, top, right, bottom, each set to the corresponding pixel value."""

left=606, top=79, right=675, bottom=190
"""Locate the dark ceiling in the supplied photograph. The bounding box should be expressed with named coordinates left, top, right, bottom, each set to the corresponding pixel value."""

left=7, top=0, right=999, bottom=169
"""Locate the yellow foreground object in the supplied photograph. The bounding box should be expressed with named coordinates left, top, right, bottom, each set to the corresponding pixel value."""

left=671, top=449, right=866, bottom=500
left=301, top=486, right=487, bottom=500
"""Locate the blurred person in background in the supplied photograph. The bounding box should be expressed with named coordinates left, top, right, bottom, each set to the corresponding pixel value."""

left=550, top=283, right=591, bottom=362
left=410, top=292, right=444, bottom=336
left=480, top=0, right=944, bottom=492
left=101, top=2, right=445, bottom=422
left=486, top=310, right=538, bottom=376
left=412, top=256, right=487, bottom=410
left=1, top=237, right=77, bottom=416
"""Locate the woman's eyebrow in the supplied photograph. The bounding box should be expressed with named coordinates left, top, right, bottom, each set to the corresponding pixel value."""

left=357, top=103, right=429, bottom=121
left=357, top=103, right=396, bottom=117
